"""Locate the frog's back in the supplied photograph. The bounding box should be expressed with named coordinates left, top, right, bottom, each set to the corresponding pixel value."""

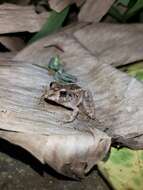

left=64, top=83, right=81, bottom=91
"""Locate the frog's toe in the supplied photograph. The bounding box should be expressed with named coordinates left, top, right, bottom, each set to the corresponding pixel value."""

left=63, top=116, right=76, bottom=123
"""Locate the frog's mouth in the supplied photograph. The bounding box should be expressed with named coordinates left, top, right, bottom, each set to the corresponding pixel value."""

left=44, top=99, right=73, bottom=111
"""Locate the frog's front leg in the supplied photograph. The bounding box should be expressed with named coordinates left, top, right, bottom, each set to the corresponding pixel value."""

left=39, top=87, right=48, bottom=105
left=63, top=107, right=79, bottom=123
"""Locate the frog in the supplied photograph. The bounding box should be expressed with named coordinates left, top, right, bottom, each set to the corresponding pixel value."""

left=43, top=81, right=96, bottom=123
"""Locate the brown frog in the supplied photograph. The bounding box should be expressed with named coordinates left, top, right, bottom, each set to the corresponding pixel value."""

left=43, top=82, right=96, bottom=123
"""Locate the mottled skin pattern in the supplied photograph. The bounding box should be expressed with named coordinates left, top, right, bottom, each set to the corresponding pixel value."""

left=43, top=82, right=96, bottom=122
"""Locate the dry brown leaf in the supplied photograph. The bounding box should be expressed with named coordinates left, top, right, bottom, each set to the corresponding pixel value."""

left=15, top=0, right=31, bottom=5
left=79, top=0, right=115, bottom=22
left=0, top=3, right=49, bottom=34
left=73, top=23, right=143, bottom=67
left=14, top=25, right=143, bottom=149
left=0, top=23, right=143, bottom=178
left=0, top=36, right=25, bottom=52
left=10, top=0, right=31, bottom=5
left=0, top=52, right=16, bottom=60
left=53, top=22, right=143, bottom=67
left=0, top=129, right=110, bottom=178
left=48, top=0, right=85, bottom=12
left=0, top=50, right=111, bottom=178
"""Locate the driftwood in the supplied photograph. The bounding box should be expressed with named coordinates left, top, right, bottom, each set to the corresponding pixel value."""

left=0, top=23, right=143, bottom=178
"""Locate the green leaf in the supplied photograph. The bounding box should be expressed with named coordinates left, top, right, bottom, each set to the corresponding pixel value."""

left=124, top=0, right=143, bottom=20
left=135, top=72, right=143, bottom=80
left=128, top=0, right=137, bottom=9
left=117, top=0, right=130, bottom=6
left=125, top=62, right=143, bottom=81
left=98, top=148, right=143, bottom=190
left=108, top=6, right=124, bottom=22
left=29, top=6, right=69, bottom=44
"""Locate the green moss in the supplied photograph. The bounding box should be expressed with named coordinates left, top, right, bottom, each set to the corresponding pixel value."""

left=140, top=152, right=143, bottom=160
left=140, top=170, right=143, bottom=177
left=133, top=177, right=141, bottom=186
left=110, top=148, right=133, bottom=165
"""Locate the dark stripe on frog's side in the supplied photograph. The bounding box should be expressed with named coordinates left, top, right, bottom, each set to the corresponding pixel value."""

left=45, top=98, right=73, bottom=111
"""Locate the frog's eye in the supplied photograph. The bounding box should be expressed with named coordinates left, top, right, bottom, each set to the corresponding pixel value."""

left=50, top=82, right=59, bottom=89
left=60, top=90, right=67, bottom=97
left=50, top=82, right=55, bottom=88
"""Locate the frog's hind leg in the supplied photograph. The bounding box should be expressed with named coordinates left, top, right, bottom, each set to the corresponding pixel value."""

left=63, top=107, right=79, bottom=123
left=82, top=90, right=96, bottom=120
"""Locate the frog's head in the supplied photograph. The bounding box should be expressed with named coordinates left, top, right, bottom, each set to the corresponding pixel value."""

left=45, top=82, right=72, bottom=106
